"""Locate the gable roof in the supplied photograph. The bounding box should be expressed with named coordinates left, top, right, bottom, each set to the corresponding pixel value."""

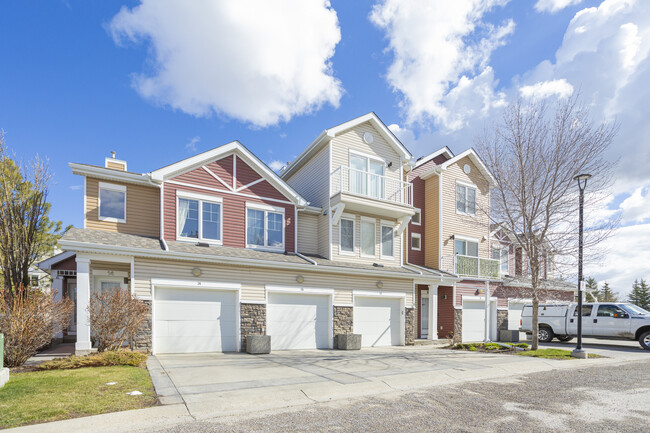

left=281, top=112, right=413, bottom=179
left=415, top=146, right=454, bottom=167
left=421, top=148, right=496, bottom=187
left=38, top=251, right=76, bottom=273
left=150, top=141, right=308, bottom=206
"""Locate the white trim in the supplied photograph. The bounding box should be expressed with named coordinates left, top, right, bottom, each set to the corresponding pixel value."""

left=245, top=204, right=285, bottom=252
left=98, top=182, right=127, bottom=223
left=333, top=303, right=354, bottom=308
left=456, top=179, right=477, bottom=189
left=420, top=148, right=496, bottom=187
left=415, top=146, right=454, bottom=167
left=266, top=285, right=334, bottom=296
left=411, top=233, right=421, bottom=251
left=235, top=177, right=265, bottom=192
left=70, top=163, right=156, bottom=187
left=246, top=201, right=284, bottom=213
left=130, top=256, right=135, bottom=295
left=438, top=170, right=443, bottom=267
left=454, top=234, right=480, bottom=243
left=166, top=180, right=294, bottom=205
left=176, top=192, right=224, bottom=245
left=380, top=220, right=395, bottom=260
left=151, top=278, right=241, bottom=290
left=353, top=290, right=406, bottom=298
left=202, top=165, right=233, bottom=191
left=339, top=215, right=356, bottom=256
left=294, top=206, right=298, bottom=254
left=349, top=149, right=386, bottom=164
left=240, top=299, right=267, bottom=305
left=160, top=183, right=167, bottom=251
left=360, top=217, right=376, bottom=258
left=83, top=176, right=87, bottom=229
left=412, top=208, right=421, bottom=225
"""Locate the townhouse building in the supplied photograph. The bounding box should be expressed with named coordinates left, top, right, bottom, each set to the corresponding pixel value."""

left=42, top=112, right=575, bottom=354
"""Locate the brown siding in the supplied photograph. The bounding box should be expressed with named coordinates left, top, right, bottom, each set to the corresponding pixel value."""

left=51, top=255, right=77, bottom=271
left=438, top=286, right=455, bottom=339
left=106, top=161, right=126, bottom=171
left=85, top=177, right=160, bottom=238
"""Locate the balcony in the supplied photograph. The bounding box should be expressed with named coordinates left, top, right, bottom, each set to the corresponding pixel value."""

left=330, top=166, right=414, bottom=219
left=441, top=254, right=501, bottom=279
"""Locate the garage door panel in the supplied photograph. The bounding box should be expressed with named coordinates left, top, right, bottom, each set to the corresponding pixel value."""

left=155, top=302, right=237, bottom=322
left=354, top=297, right=401, bottom=347
left=160, top=320, right=238, bottom=338
left=267, top=293, right=330, bottom=350
left=154, top=336, right=237, bottom=354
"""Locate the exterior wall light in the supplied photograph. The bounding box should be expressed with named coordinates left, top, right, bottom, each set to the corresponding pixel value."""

left=192, top=267, right=202, bottom=277
left=376, top=281, right=384, bottom=289
left=296, top=275, right=304, bottom=284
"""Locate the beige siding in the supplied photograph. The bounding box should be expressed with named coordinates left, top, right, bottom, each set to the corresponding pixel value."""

left=134, top=258, right=414, bottom=306
left=331, top=212, right=402, bottom=266
left=297, top=212, right=319, bottom=255
left=424, top=174, right=440, bottom=268
left=318, top=213, right=329, bottom=258
left=86, top=177, right=160, bottom=238
left=330, top=122, right=402, bottom=192
left=285, top=144, right=330, bottom=208
left=441, top=156, right=491, bottom=263
left=106, top=161, right=126, bottom=171
left=89, top=261, right=131, bottom=292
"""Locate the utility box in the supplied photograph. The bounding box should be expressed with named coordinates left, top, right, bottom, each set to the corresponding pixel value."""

left=246, top=335, right=271, bottom=354
left=499, top=330, right=520, bottom=343
left=337, top=334, right=362, bottom=350
left=0, top=333, right=8, bottom=388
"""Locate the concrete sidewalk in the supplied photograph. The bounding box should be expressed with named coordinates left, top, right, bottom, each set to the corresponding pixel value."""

left=6, top=345, right=643, bottom=433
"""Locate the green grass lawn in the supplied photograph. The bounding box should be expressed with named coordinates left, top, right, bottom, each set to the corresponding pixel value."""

left=518, top=348, right=602, bottom=359
left=0, top=365, right=157, bottom=429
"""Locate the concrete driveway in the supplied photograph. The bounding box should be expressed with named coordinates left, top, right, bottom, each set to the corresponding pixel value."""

left=146, top=345, right=619, bottom=419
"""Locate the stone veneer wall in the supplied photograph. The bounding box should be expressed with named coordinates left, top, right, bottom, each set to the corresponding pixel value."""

left=333, top=306, right=353, bottom=349
left=405, top=307, right=415, bottom=345
left=240, top=303, right=266, bottom=351
left=132, top=300, right=152, bottom=352
left=497, top=310, right=509, bottom=336
left=453, top=308, right=462, bottom=343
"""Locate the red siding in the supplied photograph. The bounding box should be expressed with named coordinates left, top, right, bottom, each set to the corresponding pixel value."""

left=437, top=286, right=455, bottom=339
left=163, top=154, right=295, bottom=252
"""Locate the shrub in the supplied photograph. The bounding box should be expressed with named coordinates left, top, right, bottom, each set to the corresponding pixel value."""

left=0, top=288, right=74, bottom=367
left=514, top=343, right=530, bottom=349
left=39, top=350, right=147, bottom=370
left=89, top=290, right=149, bottom=352
left=468, top=346, right=477, bottom=351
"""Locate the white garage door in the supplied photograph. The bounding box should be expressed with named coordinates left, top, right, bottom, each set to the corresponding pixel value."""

left=154, top=287, right=238, bottom=354
left=508, top=301, right=527, bottom=340
left=462, top=300, right=485, bottom=343
left=267, top=292, right=330, bottom=350
left=354, top=297, right=401, bottom=347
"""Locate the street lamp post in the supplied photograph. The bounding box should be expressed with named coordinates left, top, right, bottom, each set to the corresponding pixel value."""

left=572, top=173, right=591, bottom=359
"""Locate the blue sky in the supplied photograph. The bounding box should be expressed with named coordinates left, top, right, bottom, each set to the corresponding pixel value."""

left=1, top=0, right=648, bottom=295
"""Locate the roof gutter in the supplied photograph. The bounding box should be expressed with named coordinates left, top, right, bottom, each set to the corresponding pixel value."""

left=69, top=163, right=157, bottom=187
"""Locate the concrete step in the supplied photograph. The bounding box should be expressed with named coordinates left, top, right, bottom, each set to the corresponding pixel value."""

left=413, top=339, right=450, bottom=347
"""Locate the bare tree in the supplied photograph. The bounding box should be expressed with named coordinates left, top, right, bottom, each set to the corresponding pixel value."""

left=476, top=95, right=618, bottom=350
left=89, top=289, right=149, bottom=352
left=0, top=132, right=66, bottom=299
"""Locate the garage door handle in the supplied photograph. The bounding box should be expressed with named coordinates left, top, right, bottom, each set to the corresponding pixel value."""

left=593, top=319, right=597, bottom=323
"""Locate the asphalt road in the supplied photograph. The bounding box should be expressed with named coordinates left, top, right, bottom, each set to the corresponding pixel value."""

left=156, top=358, right=649, bottom=433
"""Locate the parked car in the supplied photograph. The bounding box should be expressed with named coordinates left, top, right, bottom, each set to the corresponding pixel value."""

left=521, top=302, right=650, bottom=350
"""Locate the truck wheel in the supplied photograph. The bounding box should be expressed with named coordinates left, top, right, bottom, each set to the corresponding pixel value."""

left=556, top=336, right=574, bottom=342
left=639, top=330, right=650, bottom=351
left=538, top=327, right=554, bottom=343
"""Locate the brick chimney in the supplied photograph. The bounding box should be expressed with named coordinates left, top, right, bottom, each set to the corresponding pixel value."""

left=105, top=151, right=127, bottom=171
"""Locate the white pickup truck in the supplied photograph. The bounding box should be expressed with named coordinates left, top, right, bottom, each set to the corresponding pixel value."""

left=521, top=302, right=650, bottom=350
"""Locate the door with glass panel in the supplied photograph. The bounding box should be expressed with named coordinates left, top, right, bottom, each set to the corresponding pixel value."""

left=420, top=290, right=429, bottom=338
left=349, top=154, right=385, bottom=199
left=67, top=279, right=77, bottom=333
left=454, top=238, right=479, bottom=275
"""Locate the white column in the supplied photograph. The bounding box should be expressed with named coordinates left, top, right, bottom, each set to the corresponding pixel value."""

left=427, top=285, right=439, bottom=340
left=52, top=271, right=64, bottom=340
left=75, top=257, right=92, bottom=354
left=484, top=280, right=490, bottom=342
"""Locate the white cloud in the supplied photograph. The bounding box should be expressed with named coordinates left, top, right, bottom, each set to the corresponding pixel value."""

left=619, top=184, right=650, bottom=223
left=268, top=160, right=285, bottom=171
left=519, top=79, right=574, bottom=99
left=185, top=136, right=200, bottom=153
left=370, top=0, right=514, bottom=131
left=387, top=123, right=416, bottom=148
left=110, top=0, right=342, bottom=127
left=534, top=0, right=583, bottom=14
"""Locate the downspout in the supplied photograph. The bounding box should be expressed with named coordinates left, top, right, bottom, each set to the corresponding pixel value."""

left=296, top=252, right=317, bottom=266
left=159, top=181, right=168, bottom=251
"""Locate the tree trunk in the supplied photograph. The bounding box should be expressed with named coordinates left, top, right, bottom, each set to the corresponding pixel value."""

left=531, top=293, right=539, bottom=351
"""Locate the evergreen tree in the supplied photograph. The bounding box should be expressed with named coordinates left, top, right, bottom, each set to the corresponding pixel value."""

left=600, top=282, right=617, bottom=302
left=629, top=278, right=650, bottom=310
left=585, top=276, right=599, bottom=302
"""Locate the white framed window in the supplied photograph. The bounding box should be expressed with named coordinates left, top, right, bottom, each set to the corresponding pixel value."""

left=349, top=151, right=386, bottom=199
left=360, top=217, right=376, bottom=257
left=339, top=216, right=355, bottom=255
left=380, top=221, right=394, bottom=259
left=177, top=191, right=223, bottom=244
left=246, top=202, right=285, bottom=251
left=454, top=236, right=479, bottom=257
left=412, top=208, right=421, bottom=225
left=411, top=233, right=421, bottom=251
left=492, top=246, right=509, bottom=274
left=456, top=181, right=476, bottom=216
left=98, top=182, right=126, bottom=223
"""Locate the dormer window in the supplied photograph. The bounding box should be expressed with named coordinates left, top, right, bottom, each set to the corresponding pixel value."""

left=98, top=182, right=126, bottom=223
left=177, top=192, right=222, bottom=244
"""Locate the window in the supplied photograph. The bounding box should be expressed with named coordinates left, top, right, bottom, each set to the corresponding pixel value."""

left=30, top=274, right=40, bottom=287
left=597, top=305, right=627, bottom=318
left=381, top=222, right=394, bottom=258
left=411, top=233, right=421, bottom=251
left=349, top=153, right=385, bottom=199
left=360, top=218, right=376, bottom=257
left=98, top=182, right=126, bottom=222
left=454, top=238, right=478, bottom=257
left=177, top=193, right=222, bottom=243
left=340, top=217, right=355, bottom=254
left=493, top=246, right=509, bottom=274
left=412, top=208, right=421, bottom=225
left=456, top=183, right=476, bottom=215
left=246, top=204, right=284, bottom=251
left=573, top=305, right=593, bottom=317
